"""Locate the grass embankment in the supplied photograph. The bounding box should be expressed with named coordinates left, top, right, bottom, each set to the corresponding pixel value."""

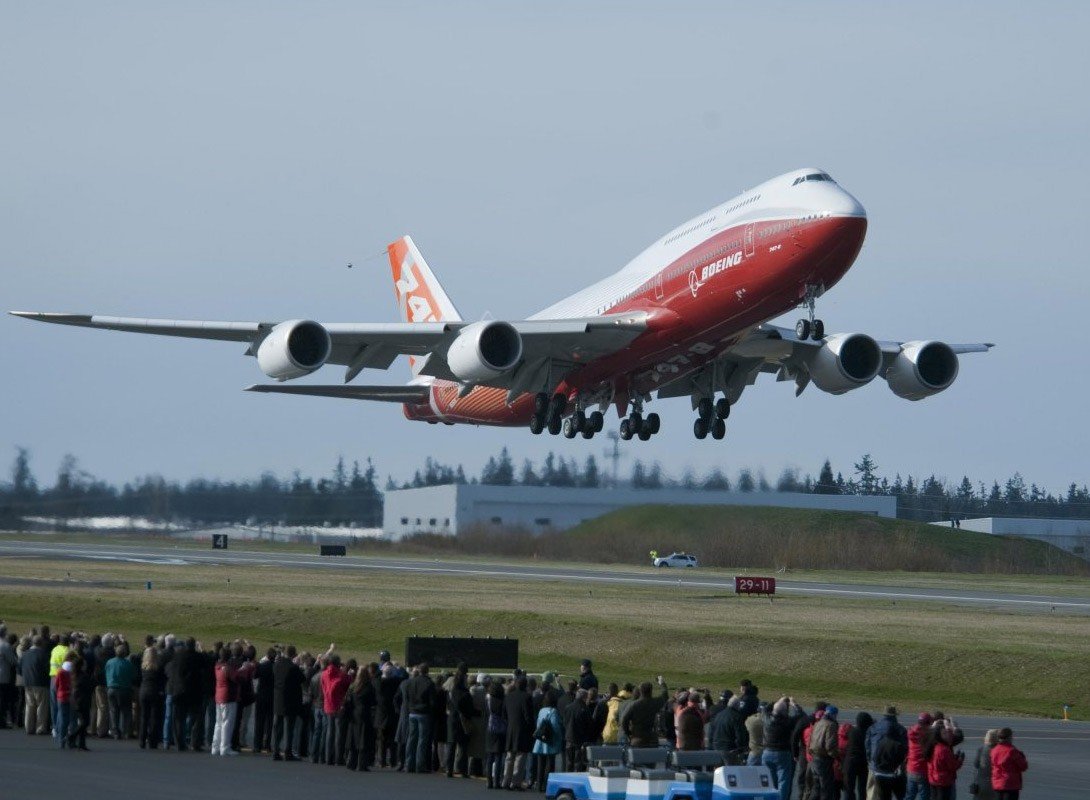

left=387, top=506, right=1090, bottom=576
left=0, top=556, right=1086, bottom=719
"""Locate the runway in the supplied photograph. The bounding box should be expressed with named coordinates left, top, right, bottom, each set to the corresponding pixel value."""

left=0, top=716, right=1084, bottom=800
left=1, top=539, right=1088, bottom=613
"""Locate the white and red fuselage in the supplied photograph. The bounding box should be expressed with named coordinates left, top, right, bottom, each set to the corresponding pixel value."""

left=404, top=168, right=867, bottom=426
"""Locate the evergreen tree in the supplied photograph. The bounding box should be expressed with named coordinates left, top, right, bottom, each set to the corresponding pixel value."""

left=646, top=463, right=663, bottom=489
left=11, top=447, right=36, bottom=498
left=631, top=461, right=647, bottom=489
left=814, top=460, right=838, bottom=495
left=703, top=469, right=730, bottom=491
left=737, top=469, right=756, bottom=492
left=520, top=460, right=541, bottom=486
left=853, top=454, right=879, bottom=495
left=777, top=467, right=805, bottom=493
left=493, top=447, right=515, bottom=486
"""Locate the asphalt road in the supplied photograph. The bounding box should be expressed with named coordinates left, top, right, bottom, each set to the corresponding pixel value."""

left=0, top=716, right=1084, bottom=800
left=1, top=539, right=1089, bottom=614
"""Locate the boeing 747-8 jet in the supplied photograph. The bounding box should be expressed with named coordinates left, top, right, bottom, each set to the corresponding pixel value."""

left=12, top=168, right=992, bottom=441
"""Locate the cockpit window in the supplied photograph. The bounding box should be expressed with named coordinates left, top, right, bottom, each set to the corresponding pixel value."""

left=792, top=173, right=834, bottom=186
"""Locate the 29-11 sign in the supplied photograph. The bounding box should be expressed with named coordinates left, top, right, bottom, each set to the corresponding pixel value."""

left=735, top=576, right=776, bottom=595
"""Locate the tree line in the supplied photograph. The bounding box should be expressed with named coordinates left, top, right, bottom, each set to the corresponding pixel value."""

left=1, top=446, right=1088, bottom=527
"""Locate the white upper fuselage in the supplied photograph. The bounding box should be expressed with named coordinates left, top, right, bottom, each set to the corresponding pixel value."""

left=529, top=167, right=866, bottom=321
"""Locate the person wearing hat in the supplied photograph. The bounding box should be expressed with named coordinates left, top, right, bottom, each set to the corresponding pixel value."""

left=989, top=728, right=1027, bottom=800
left=905, top=711, right=934, bottom=800
left=578, top=659, right=597, bottom=691
left=971, top=729, right=1000, bottom=800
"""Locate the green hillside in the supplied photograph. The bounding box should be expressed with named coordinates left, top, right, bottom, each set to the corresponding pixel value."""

left=451, top=505, right=1088, bottom=575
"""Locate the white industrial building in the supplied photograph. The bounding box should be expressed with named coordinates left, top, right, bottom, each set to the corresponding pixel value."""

left=382, top=484, right=896, bottom=538
left=936, top=517, right=1090, bottom=560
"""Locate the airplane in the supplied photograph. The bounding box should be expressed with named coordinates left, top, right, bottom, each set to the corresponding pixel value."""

left=11, top=168, right=992, bottom=442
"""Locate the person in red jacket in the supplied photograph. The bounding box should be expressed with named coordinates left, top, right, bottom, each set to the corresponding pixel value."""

left=990, top=728, right=1028, bottom=800
left=54, top=655, right=74, bottom=749
left=320, top=654, right=351, bottom=766
left=211, top=647, right=239, bottom=756
left=905, top=713, right=933, bottom=800
left=925, top=721, right=964, bottom=800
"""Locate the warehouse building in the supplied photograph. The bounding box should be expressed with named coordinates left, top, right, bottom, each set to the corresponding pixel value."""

left=940, top=517, right=1090, bottom=560
left=382, top=484, right=896, bottom=538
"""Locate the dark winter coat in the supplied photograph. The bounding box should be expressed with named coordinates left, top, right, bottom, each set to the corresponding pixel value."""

left=710, top=706, right=748, bottom=755
left=272, top=657, right=305, bottom=716
left=503, top=687, right=533, bottom=753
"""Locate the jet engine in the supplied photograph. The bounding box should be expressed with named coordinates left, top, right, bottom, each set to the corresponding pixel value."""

left=446, top=320, right=523, bottom=382
left=885, top=340, right=959, bottom=400
left=256, top=319, right=332, bottom=381
left=807, top=333, right=882, bottom=394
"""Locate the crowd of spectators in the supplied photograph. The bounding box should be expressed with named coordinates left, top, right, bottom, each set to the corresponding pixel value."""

left=0, top=623, right=1029, bottom=799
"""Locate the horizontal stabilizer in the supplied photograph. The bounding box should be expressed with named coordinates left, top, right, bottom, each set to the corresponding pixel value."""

left=244, top=384, right=429, bottom=403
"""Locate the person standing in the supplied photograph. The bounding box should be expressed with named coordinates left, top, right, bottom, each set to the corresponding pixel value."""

left=211, top=647, right=239, bottom=756
left=165, top=639, right=194, bottom=752
left=621, top=678, right=669, bottom=748
left=320, top=653, right=351, bottom=766
left=532, top=692, right=563, bottom=792
left=105, top=643, right=135, bottom=740
left=808, top=705, right=840, bottom=800
left=468, top=673, right=489, bottom=777
left=20, top=635, right=50, bottom=735
left=92, top=635, right=113, bottom=738
left=843, top=712, right=873, bottom=800
left=926, top=722, right=964, bottom=800
left=253, top=647, right=276, bottom=754
left=0, top=632, right=17, bottom=727
left=989, top=728, right=1028, bottom=800
left=446, top=671, right=478, bottom=778
left=69, top=654, right=94, bottom=751
left=53, top=654, right=73, bottom=748
left=272, top=645, right=305, bottom=761
left=485, top=678, right=508, bottom=789
left=905, top=713, right=934, bottom=800
left=503, top=675, right=534, bottom=789
left=138, top=646, right=164, bottom=749
left=376, top=658, right=405, bottom=768
left=561, top=689, right=590, bottom=773
left=745, top=703, right=766, bottom=766
left=403, top=663, right=437, bottom=773
left=761, top=696, right=803, bottom=800
left=578, top=659, right=598, bottom=691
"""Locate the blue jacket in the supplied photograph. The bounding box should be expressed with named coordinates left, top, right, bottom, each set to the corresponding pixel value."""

left=531, top=707, right=563, bottom=756
left=865, top=714, right=908, bottom=765
left=105, top=656, right=135, bottom=690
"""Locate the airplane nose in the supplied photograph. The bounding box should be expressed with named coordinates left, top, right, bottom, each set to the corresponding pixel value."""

left=826, top=186, right=866, bottom=219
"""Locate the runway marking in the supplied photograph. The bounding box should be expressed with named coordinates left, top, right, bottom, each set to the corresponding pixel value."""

left=2, top=542, right=1089, bottom=610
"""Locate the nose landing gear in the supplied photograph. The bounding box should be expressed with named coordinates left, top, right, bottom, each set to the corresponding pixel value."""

left=796, top=284, right=826, bottom=341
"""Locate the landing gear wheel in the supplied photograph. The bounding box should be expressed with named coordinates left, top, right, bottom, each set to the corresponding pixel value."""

left=589, top=410, right=604, bottom=432
left=574, top=410, right=587, bottom=432
left=637, top=429, right=652, bottom=441
left=715, top=398, right=731, bottom=419
left=811, top=319, right=825, bottom=341
left=795, top=319, right=812, bottom=340
left=533, top=392, right=550, bottom=417
left=646, top=412, right=661, bottom=434
left=694, top=418, right=709, bottom=440
left=581, top=427, right=595, bottom=439
left=529, top=416, right=544, bottom=435
left=619, top=418, right=634, bottom=441
left=563, top=417, right=578, bottom=439
left=697, top=397, right=714, bottom=420
left=712, top=418, right=726, bottom=440
left=628, top=412, right=643, bottom=435
left=547, top=415, right=562, bottom=436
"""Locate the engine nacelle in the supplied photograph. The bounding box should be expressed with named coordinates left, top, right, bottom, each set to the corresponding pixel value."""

left=807, top=333, right=882, bottom=394
left=885, top=340, right=959, bottom=400
left=446, top=320, right=522, bottom=382
left=255, top=319, right=332, bottom=381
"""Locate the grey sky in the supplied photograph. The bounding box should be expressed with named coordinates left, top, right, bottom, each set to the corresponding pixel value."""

left=3, top=2, right=1088, bottom=492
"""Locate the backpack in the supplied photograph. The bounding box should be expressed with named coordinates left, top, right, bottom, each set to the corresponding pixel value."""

left=874, top=734, right=908, bottom=774
left=534, top=714, right=555, bottom=746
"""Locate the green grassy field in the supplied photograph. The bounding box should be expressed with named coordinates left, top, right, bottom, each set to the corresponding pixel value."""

left=0, top=553, right=1085, bottom=720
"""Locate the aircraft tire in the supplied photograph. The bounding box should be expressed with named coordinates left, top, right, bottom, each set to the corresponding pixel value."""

left=694, top=418, right=709, bottom=440
left=563, top=417, right=578, bottom=439
left=529, top=416, right=544, bottom=435
left=619, top=419, right=633, bottom=441
left=548, top=416, right=562, bottom=436
left=812, top=319, right=825, bottom=340
left=581, top=427, right=595, bottom=439
left=589, top=411, right=604, bottom=432
left=712, top=418, right=726, bottom=440
left=715, top=398, right=730, bottom=419
left=629, top=412, right=643, bottom=434
left=646, top=412, right=661, bottom=434
left=534, top=392, right=550, bottom=416
left=795, top=318, right=811, bottom=340
left=697, top=397, right=714, bottom=420
left=638, top=429, right=652, bottom=441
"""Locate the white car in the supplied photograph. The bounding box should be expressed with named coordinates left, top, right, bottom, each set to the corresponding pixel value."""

left=653, top=552, right=698, bottom=568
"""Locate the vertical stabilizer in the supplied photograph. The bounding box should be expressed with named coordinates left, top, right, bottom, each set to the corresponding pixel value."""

left=387, top=235, right=462, bottom=376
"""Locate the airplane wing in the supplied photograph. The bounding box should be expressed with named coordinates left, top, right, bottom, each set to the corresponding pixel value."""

left=244, top=384, right=429, bottom=403
left=9, top=310, right=647, bottom=387
left=656, top=322, right=993, bottom=405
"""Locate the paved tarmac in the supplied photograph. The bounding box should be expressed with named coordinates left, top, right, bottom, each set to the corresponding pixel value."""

left=1, top=539, right=1089, bottom=613
left=0, top=716, right=1084, bottom=800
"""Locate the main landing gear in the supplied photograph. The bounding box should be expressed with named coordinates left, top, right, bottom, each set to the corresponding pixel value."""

left=529, top=393, right=604, bottom=439
left=795, top=283, right=825, bottom=342
left=693, top=396, right=729, bottom=440
left=618, top=400, right=660, bottom=442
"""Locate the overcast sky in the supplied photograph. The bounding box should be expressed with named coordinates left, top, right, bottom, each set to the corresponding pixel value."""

left=3, top=2, right=1088, bottom=494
